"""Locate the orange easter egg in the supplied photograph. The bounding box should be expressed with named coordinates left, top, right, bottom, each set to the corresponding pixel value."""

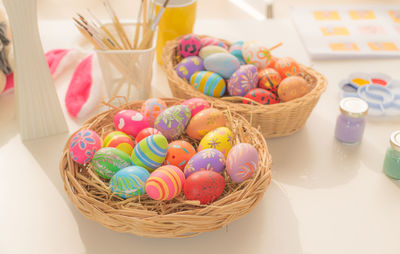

left=274, top=57, right=300, bottom=79
left=278, top=76, right=309, bottom=102
left=164, top=140, right=196, bottom=170
left=258, top=68, right=281, bottom=93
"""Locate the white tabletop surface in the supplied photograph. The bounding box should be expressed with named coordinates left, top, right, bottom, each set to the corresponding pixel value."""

left=1, top=19, right=400, bottom=254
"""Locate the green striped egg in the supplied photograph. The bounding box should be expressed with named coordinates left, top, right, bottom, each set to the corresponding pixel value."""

left=131, top=134, right=168, bottom=172
left=110, top=166, right=150, bottom=199
left=92, top=147, right=132, bottom=179
left=190, top=71, right=226, bottom=97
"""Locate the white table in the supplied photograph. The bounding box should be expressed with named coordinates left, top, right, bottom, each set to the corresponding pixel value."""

left=1, top=19, right=400, bottom=254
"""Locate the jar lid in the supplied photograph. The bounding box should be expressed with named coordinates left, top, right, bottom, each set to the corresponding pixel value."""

left=339, top=97, right=368, bottom=118
left=390, top=130, right=400, bottom=152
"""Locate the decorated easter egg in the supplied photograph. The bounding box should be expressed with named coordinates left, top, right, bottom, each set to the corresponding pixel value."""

left=145, top=165, right=185, bottom=201
left=190, top=71, right=226, bottom=97
left=184, top=148, right=225, bottom=178
left=242, top=41, right=271, bottom=69
left=258, top=68, right=282, bottom=93
left=136, top=127, right=162, bottom=143
left=198, top=127, right=233, bottom=157
left=164, top=140, right=196, bottom=170
left=114, top=110, right=149, bottom=137
left=178, top=34, right=201, bottom=58
left=154, top=105, right=191, bottom=141
left=181, top=97, right=210, bottom=117
left=199, top=45, right=229, bottom=59
left=109, top=166, right=150, bottom=198
left=274, top=57, right=300, bottom=79
left=204, top=53, right=240, bottom=79
left=242, top=88, right=280, bottom=105
left=184, top=170, right=225, bottom=204
left=200, top=36, right=228, bottom=49
left=186, top=108, right=227, bottom=140
left=140, top=98, right=167, bottom=126
left=92, top=147, right=132, bottom=179
left=69, top=129, right=102, bottom=164
left=267, top=56, right=279, bottom=68
left=103, top=131, right=134, bottom=155
left=226, top=143, right=258, bottom=183
left=227, top=64, right=258, bottom=96
left=278, top=76, right=309, bottom=102
left=229, top=41, right=246, bottom=65
left=175, top=56, right=204, bottom=81
left=131, top=134, right=168, bottom=172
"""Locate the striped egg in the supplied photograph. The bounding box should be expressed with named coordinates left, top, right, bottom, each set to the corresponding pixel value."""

left=145, top=165, right=185, bottom=201
left=136, top=127, right=162, bottom=143
left=92, top=147, right=132, bottom=179
left=190, top=71, right=226, bottom=98
left=258, top=68, right=281, bottom=93
left=229, top=41, right=246, bottom=65
left=103, top=131, right=134, bottom=155
left=154, top=105, right=191, bottom=141
left=204, top=53, right=240, bottom=79
left=198, top=127, right=234, bottom=158
left=164, top=140, right=196, bottom=170
left=226, top=143, right=258, bottom=183
left=131, top=134, right=168, bottom=172
left=109, top=166, right=150, bottom=199
left=181, top=98, right=210, bottom=117
left=140, top=98, right=167, bottom=126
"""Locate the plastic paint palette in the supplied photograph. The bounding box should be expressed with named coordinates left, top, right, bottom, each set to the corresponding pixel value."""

left=339, top=72, right=400, bottom=116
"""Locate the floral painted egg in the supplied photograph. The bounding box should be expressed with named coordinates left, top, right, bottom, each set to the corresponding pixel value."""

left=154, top=105, right=191, bottom=141
left=184, top=170, right=225, bottom=204
left=131, top=134, right=168, bottom=172
left=145, top=165, right=185, bottom=201
left=278, top=76, right=309, bottom=102
left=164, top=140, right=196, bottom=170
left=199, top=45, right=229, bottom=60
left=200, top=36, right=228, bottom=49
left=184, top=148, right=225, bottom=178
left=109, top=166, right=150, bottom=199
left=227, top=64, right=258, bottom=96
left=229, top=41, right=246, bottom=65
left=204, top=53, right=240, bottom=79
left=186, top=108, right=227, bottom=140
left=178, top=34, right=201, bottom=58
left=258, top=68, right=282, bottom=93
left=181, top=98, right=210, bottom=117
left=103, top=131, right=134, bottom=155
left=175, top=56, right=204, bottom=81
left=135, top=127, right=162, bottom=143
left=242, top=41, right=271, bottom=69
left=140, top=98, right=167, bottom=126
left=114, top=110, right=149, bottom=137
left=190, top=71, right=226, bottom=98
left=242, top=88, right=280, bottom=105
left=69, top=129, right=102, bottom=164
left=274, top=57, right=300, bottom=79
left=92, top=147, right=132, bottom=179
left=198, top=127, right=234, bottom=158
left=226, top=143, right=258, bottom=183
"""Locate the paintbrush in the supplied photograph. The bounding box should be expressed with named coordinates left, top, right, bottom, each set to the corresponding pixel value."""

left=103, top=0, right=132, bottom=49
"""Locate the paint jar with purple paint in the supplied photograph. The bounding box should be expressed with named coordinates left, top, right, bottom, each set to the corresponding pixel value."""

left=335, top=97, right=368, bottom=144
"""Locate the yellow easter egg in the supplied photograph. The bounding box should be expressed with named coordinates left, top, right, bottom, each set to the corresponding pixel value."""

left=198, top=127, right=234, bottom=158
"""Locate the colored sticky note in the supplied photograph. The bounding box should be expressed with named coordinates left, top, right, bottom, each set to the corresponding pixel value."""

left=313, top=11, right=340, bottom=20
left=349, top=10, right=376, bottom=20
left=321, top=27, right=350, bottom=36
left=368, top=42, right=398, bottom=51
left=329, top=43, right=359, bottom=51
left=357, top=25, right=385, bottom=35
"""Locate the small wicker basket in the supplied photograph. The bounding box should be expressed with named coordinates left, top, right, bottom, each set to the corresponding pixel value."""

left=60, top=98, right=272, bottom=238
left=162, top=36, right=328, bottom=138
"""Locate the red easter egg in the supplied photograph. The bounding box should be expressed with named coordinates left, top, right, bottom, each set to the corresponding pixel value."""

left=258, top=68, right=281, bottom=93
left=274, top=57, right=300, bottom=79
left=164, top=140, right=196, bottom=170
left=136, top=127, right=162, bottom=143
left=184, top=170, right=225, bottom=204
left=242, top=88, right=280, bottom=105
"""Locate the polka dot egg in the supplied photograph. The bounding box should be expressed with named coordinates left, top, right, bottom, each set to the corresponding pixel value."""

left=145, top=165, right=185, bottom=201
left=69, top=129, right=102, bottom=164
left=178, top=34, right=201, bottom=58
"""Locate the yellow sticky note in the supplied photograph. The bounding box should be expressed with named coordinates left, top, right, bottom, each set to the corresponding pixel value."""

left=313, top=11, right=340, bottom=20
left=389, top=10, right=400, bottom=23
left=321, top=27, right=350, bottom=36
left=329, top=43, right=359, bottom=51
left=349, top=10, right=376, bottom=20
left=368, top=42, right=398, bottom=51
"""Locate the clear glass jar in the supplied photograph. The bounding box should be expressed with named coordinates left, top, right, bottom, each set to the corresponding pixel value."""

left=383, top=130, right=400, bottom=180
left=335, top=97, right=368, bottom=144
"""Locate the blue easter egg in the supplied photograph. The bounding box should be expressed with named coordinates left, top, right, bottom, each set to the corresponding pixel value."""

left=204, top=53, right=240, bottom=79
left=110, top=166, right=150, bottom=198
left=229, top=41, right=246, bottom=65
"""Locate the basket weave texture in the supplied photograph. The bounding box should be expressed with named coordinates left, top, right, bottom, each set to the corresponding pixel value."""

left=60, top=98, right=272, bottom=238
left=162, top=36, right=328, bottom=138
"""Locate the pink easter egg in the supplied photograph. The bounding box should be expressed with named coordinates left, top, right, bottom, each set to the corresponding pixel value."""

left=200, top=36, right=228, bottom=49
left=181, top=98, right=210, bottom=117
left=69, top=129, right=102, bottom=164
left=114, top=110, right=149, bottom=137
left=140, top=98, right=167, bottom=126
left=178, top=34, right=201, bottom=58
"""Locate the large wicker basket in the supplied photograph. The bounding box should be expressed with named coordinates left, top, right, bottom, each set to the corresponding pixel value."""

left=162, top=36, right=328, bottom=138
left=60, top=98, right=272, bottom=238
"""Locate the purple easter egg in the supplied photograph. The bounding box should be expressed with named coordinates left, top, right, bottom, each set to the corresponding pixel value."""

left=227, top=65, right=258, bottom=96
left=154, top=105, right=191, bottom=141
left=178, top=34, right=201, bottom=58
left=201, top=37, right=228, bottom=49
left=226, top=143, right=258, bottom=183
left=175, top=56, right=204, bottom=81
left=184, top=148, right=226, bottom=178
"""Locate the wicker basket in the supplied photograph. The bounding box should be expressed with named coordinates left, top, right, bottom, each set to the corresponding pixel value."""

left=162, top=36, right=328, bottom=138
left=60, top=98, right=272, bottom=238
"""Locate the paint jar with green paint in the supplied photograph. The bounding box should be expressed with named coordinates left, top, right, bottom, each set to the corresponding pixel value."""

left=383, top=130, right=400, bottom=180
